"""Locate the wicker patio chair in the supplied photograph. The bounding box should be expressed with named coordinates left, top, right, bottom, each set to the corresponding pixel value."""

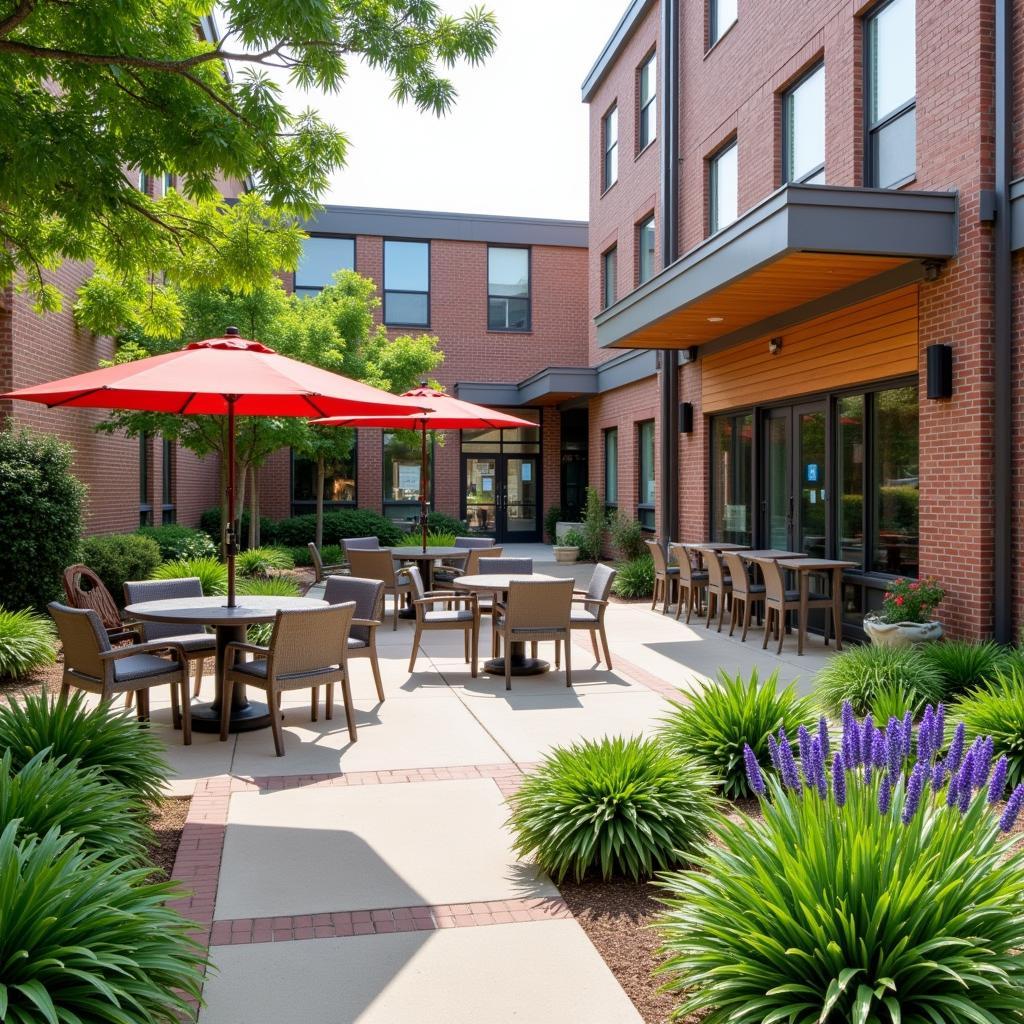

left=570, top=563, right=617, bottom=669
left=347, top=547, right=414, bottom=630
left=403, top=567, right=480, bottom=677
left=308, top=542, right=347, bottom=584
left=478, top=557, right=533, bottom=654
left=434, top=544, right=504, bottom=585
left=48, top=602, right=191, bottom=744
left=220, top=602, right=357, bottom=757
left=62, top=564, right=141, bottom=644
left=324, top=575, right=386, bottom=702
left=759, top=558, right=834, bottom=655
left=342, top=536, right=381, bottom=552
left=493, top=578, right=574, bottom=691
left=123, top=578, right=216, bottom=698
left=722, top=551, right=765, bottom=641
left=645, top=540, right=679, bottom=615
left=669, top=544, right=709, bottom=624
left=704, top=550, right=733, bottom=632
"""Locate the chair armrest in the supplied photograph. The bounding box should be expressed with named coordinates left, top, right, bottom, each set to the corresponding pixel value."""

left=101, top=639, right=189, bottom=664
left=422, top=589, right=474, bottom=600
left=351, top=618, right=382, bottom=629
left=224, top=641, right=269, bottom=659
left=413, top=593, right=478, bottom=607
left=571, top=597, right=609, bottom=607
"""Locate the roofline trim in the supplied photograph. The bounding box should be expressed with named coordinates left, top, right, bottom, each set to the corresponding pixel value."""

left=581, top=0, right=656, bottom=102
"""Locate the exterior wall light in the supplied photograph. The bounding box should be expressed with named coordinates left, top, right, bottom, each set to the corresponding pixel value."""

left=768, top=336, right=783, bottom=355
left=679, top=346, right=699, bottom=364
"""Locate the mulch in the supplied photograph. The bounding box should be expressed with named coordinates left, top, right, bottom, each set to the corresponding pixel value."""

left=0, top=659, right=62, bottom=702
left=148, top=797, right=191, bottom=881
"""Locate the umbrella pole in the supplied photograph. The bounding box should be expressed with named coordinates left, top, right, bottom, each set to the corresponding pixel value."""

left=420, top=423, right=428, bottom=553
left=226, top=397, right=238, bottom=608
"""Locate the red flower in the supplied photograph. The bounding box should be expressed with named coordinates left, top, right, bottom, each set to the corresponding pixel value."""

left=895, top=596, right=905, bottom=606
left=910, top=582, right=919, bottom=590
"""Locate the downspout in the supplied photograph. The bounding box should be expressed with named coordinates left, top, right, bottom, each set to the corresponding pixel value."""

left=994, top=0, right=1012, bottom=642
left=658, top=0, right=680, bottom=542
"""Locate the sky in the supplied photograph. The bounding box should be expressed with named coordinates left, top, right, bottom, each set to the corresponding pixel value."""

left=271, top=0, right=628, bottom=221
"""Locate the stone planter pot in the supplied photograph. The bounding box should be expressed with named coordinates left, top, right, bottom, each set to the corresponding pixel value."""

left=864, top=615, right=944, bottom=648
left=553, top=545, right=580, bottom=564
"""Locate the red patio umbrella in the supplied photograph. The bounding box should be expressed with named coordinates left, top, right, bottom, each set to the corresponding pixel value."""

left=4, top=328, right=424, bottom=605
left=311, top=383, right=535, bottom=551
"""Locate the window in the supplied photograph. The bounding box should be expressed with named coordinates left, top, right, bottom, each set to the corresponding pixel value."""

left=602, top=247, right=617, bottom=309
left=137, top=170, right=151, bottom=194
left=295, top=236, right=355, bottom=299
left=602, top=105, right=618, bottom=191
left=709, top=0, right=737, bottom=47
left=604, top=428, right=619, bottom=508
left=871, top=385, right=918, bottom=576
left=783, top=64, right=825, bottom=184
left=837, top=394, right=865, bottom=566
left=865, top=0, right=916, bottom=188
left=637, top=420, right=655, bottom=530
left=487, top=247, right=530, bottom=331
left=291, top=438, right=357, bottom=514
left=161, top=437, right=176, bottom=524
left=161, top=172, right=174, bottom=196
left=638, top=52, right=657, bottom=150
left=383, top=240, right=429, bottom=326
left=383, top=431, right=434, bottom=521
left=709, top=141, right=738, bottom=234
left=139, top=434, right=152, bottom=527
left=637, top=215, right=655, bottom=284
left=710, top=413, right=753, bottom=546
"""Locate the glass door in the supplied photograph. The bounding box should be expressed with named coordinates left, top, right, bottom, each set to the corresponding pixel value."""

left=796, top=403, right=827, bottom=558
left=464, top=457, right=497, bottom=536
left=462, top=454, right=541, bottom=542
left=503, top=456, right=539, bottom=541
left=763, top=409, right=792, bottom=549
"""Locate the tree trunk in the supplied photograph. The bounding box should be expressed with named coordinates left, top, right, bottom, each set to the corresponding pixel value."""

left=250, top=467, right=260, bottom=548
left=315, top=454, right=326, bottom=550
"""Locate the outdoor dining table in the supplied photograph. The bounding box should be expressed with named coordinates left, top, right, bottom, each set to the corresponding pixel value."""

left=736, top=549, right=807, bottom=562
left=389, top=545, right=470, bottom=617
left=680, top=541, right=751, bottom=553
left=123, top=594, right=327, bottom=733
left=765, top=557, right=858, bottom=654
left=451, top=572, right=558, bottom=676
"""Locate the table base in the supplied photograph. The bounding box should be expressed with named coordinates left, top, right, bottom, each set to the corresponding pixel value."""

left=482, top=654, right=550, bottom=677
left=190, top=700, right=274, bottom=734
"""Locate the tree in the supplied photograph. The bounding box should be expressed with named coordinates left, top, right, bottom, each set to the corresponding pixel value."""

left=0, top=0, right=498, bottom=313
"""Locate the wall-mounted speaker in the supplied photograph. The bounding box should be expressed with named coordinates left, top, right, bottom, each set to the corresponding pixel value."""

left=926, top=344, right=952, bottom=400
left=679, top=402, right=694, bottom=434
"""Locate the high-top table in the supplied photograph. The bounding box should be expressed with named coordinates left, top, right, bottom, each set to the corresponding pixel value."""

left=452, top=572, right=558, bottom=676
left=124, top=595, right=327, bottom=733
left=773, top=557, right=858, bottom=654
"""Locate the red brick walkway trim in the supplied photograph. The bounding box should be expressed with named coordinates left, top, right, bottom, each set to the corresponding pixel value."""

left=208, top=895, right=572, bottom=946
left=571, top=636, right=686, bottom=701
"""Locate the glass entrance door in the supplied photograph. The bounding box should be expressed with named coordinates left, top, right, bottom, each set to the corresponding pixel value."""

left=503, top=457, right=539, bottom=541
left=464, top=457, right=497, bottom=536
left=462, top=454, right=540, bottom=542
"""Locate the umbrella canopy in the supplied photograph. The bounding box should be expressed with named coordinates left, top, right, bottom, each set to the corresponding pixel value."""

left=311, top=384, right=536, bottom=550
left=4, top=328, right=425, bottom=605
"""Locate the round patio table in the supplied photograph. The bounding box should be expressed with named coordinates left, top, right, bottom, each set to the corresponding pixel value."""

left=123, top=595, right=327, bottom=733
left=452, top=573, right=558, bottom=676
left=389, top=546, right=469, bottom=617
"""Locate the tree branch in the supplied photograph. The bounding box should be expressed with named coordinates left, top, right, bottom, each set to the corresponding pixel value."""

left=0, top=0, right=35, bottom=38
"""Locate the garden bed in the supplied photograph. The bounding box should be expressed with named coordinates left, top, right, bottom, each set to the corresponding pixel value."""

left=0, top=658, right=62, bottom=702
left=148, top=796, right=190, bottom=880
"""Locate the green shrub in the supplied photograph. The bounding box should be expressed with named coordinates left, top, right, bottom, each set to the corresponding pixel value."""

left=611, top=554, right=654, bottom=599
left=151, top=555, right=228, bottom=596
left=236, top=545, right=295, bottom=578
left=136, top=523, right=217, bottom=560
left=0, top=607, right=57, bottom=680
left=658, top=708, right=1024, bottom=1024
left=199, top=506, right=276, bottom=547
left=80, top=532, right=162, bottom=606
left=869, top=678, right=925, bottom=722
left=544, top=505, right=564, bottom=544
left=814, top=642, right=945, bottom=716
left=0, top=750, right=150, bottom=861
left=237, top=576, right=301, bottom=598
left=578, top=486, right=607, bottom=561
left=659, top=670, right=817, bottom=799
left=955, top=669, right=1024, bottom=791
left=425, top=511, right=469, bottom=537
left=508, top=736, right=717, bottom=882
left=406, top=530, right=456, bottom=547
left=608, top=512, right=647, bottom=561
left=0, top=426, right=86, bottom=610
left=286, top=543, right=342, bottom=568
left=0, top=822, right=205, bottom=1023
left=560, top=528, right=584, bottom=548
left=919, top=639, right=1010, bottom=697
left=272, top=509, right=403, bottom=548
left=0, top=692, right=170, bottom=801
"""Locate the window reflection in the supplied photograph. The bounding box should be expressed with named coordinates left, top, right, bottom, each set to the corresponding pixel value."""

left=872, top=385, right=919, bottom=576
left=838, top=395, right=864, bottom=566
left=711, top=413, right=752, bottom=545
left=292, top=441, right=357, bottom=512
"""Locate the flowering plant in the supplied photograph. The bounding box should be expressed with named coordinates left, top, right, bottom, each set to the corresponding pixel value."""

left=879, top=575, right=945, bottom=624
left=657, top=702, right=1024, bottom=1023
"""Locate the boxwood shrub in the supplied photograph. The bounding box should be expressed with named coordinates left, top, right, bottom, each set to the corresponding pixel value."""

left=272, top=509, right=404, bottom=548
left=136, top=523, right=217, bottom=560
left=79, top=532, right=162, bottom=606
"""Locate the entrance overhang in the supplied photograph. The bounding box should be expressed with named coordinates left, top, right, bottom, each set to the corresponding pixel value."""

left=595, top=184, right=959, bottom=351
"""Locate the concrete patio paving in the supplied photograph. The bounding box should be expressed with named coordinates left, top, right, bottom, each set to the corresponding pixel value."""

left=145, top=548, right=841, bottom=1021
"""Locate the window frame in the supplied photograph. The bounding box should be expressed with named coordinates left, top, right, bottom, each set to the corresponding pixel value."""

left=486, top=245, right=532, bottom=333
left=708, top=138, right=738, bottom=235
left=161, top=436, right=176, bottom=525
left=637, top=419, right=656, bottom=531
left=383, top=238, right=431, bottom=327
left=637, top=50, right=657, bottom=152
left=137, top=170, right=151, bottom=194
left=602, top=104, right=619, bottom=193
left=289, top=441, right=358, bottom=515
left=604, top=427, right=619, bottom=510
left=708, top=0, right=738, bottom=49
left=863, top=0, right=916, bottom=189
left=294, top=233, right=357, bottom=299
left=382, top=430, right=435, bottom=520
left=782, top=62, right=826, bottom=185
left=602, top=246, right=617, bottom=310
left=139, top=434, right=152, bottom=527
left=636, top=214, right=656, bottom=286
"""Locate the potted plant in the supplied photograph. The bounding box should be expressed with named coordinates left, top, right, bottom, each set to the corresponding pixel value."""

left=864, top=576, right=945, bottom=647
left=553, top=529, right=583, bottom=564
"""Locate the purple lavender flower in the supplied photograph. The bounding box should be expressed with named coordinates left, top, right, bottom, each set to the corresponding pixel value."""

left=947, top=771, right=960, bottom=808
left=957, top=771, right=973, bottom=814
left=777, top=729, right=802, bottom=793
left=743, top=743, right=765, bottom=796
left=947, top=723, right=966, bottom=773
left=901, top=710, right=913, bottom=759
left=886, top=719, right=903, bottom=776
left=919, top=706, right=935, bottom=762
left=999, top=784, right=1024, bottom=833
left=931, top=761, right=947, bottom=794
left=798, top=725, right=813, bottom=780
left=878, top=774, right=893, bottom=815
left=767, top=733, right=782, bottom=771
left=872, top=730, right=887, bottom=770
left=973, top=737, right=994, bottom=791
left=818, top=717, right=830, bottom=762
left=934, top=703, right=946, bottom=751
left=861, top=714, right=875, bottom=764
left=810, top=737, right=827, bottom=799
left=989, top=756, right=1009, bottom=804
left=902, top=763, right=927, bottom=824
left=841, top=730, right=858, bottom=770
left=832, top=754, right=846, bottom=807
left=863, top=759, right=873, bottom=786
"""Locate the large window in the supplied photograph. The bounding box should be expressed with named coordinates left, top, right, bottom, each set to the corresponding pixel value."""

left=383, top=431, right=434, bottom=522
left=837, top=394, right=866, bottom=565
left=709, top=141, right=738, bottom=234
left=604, top=428, right=618, bottom=508
left=637, top=215, right=656, bottom=285
left=638, top=52, right=657, bottom=151
left=872, top=385, right=918, bottom=576
left=602, top=105, right=618, bottom=191
left=637, top=420, right=655, bottom=530
left=783, top=64, right=825, bottom=184
left=139, top=434, right=152, bottom=527
left=291, top=440, right=357, bottom=514
left=866, top=0, right=915, bottom=188
left=710, top=413, right=753, bottom=546
left=487, top=247, right=530, bottom=331
left=383, top=240, right=429, bottom=326
left=295, top=236, right=356, bottom=299
left=709, top=0, right=737, bottom=47
left=161, top=437, right=176, bottom=524
left=602, top=247, right=617, bottom=309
